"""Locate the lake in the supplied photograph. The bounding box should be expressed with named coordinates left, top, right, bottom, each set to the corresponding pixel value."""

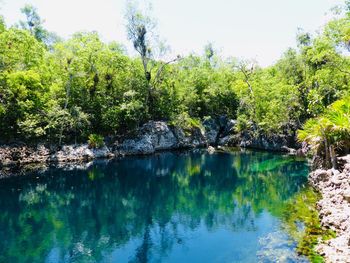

left=0, top=149, right=311, bottom=263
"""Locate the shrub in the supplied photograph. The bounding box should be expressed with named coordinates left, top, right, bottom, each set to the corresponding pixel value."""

left=170, top=112, right=204, bottom=135
left=88, top=134, right=104, bottom=149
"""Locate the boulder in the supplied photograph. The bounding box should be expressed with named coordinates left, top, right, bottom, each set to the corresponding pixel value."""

left=172, top=124, right=206, bottom=149
left=141, top=121, right=178, bottom=150
left=207, top=146, right=215, bottom=154
left=117, top=121, right=178, bottom=155
left=117, top=135, right=155, bottom=155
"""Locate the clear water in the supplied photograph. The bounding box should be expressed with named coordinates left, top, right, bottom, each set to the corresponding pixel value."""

left=0, top=149, right=310, bottom=263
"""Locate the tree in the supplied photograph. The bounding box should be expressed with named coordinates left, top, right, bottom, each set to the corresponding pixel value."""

left=0, top=15, right=5, bottom=33
left=298, top=97, right=350, bottom=169
left=18, top=4, right=61, bottom=46
left=19, top=4, right=47, bottom=42
left=125, top=1, right=180, bottom=118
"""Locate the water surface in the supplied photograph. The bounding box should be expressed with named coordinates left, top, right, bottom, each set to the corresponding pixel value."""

left=0, top=149, right=310, bottom=262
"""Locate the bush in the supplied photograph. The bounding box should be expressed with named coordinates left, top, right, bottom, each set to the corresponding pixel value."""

left=170, top=112, right=204, bottom=135
left=88, top=134, right=104, bottom=149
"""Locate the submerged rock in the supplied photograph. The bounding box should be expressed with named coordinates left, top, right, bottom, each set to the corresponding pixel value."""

left=257, top=230, right=308, bottom=263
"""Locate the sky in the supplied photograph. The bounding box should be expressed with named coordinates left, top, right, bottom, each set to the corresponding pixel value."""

left=0, top=0, right=345, bottom=66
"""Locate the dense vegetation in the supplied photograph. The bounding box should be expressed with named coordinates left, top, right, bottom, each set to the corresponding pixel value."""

left=0, top=2, right=349, bottom=163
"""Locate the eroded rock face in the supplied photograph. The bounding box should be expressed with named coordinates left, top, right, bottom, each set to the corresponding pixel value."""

left=309, top=155, right=350, bottom=262
left=141, top=121, right=178, bottom=150
left=116, top=121, right=207, bottom=155
left=51, top=144, right=112, bottom=162
left=202, top=116, right=237, bottom=146
left=0, top=143, right=113, bottom=178
left=203, top=118, right=219, bottom=145
left=239, top=131, right=291, bottom=152
left=116, top=135, right=155, bottom=155
left=0, top=117, right=300, bottom=172
left=116, top=121, right=177, bottom=155
left=0, top=144, right=51, bottom=166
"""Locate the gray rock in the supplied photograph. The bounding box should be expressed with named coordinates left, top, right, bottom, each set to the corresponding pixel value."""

left=218, top=136, right=231, bottom=146
left=117, top=122, right=179, bottom=155
left=51, top=144, right=112, bottom=162
left=203, top=117, right=219, bottom=145
left=222, top=119, right=237, bottom=137
left=141, top=121, right=178, bottom=150
left=311, top=156, right=350, bottom=262
left=117, top=135, right=155, bottom=155
left=309, top=169, right=332, bottom=186
left=239, top=130, right=290, bottom=152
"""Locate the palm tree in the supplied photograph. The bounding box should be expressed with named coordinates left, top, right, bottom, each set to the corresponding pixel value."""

left=298, top=97, right=350, bottom=169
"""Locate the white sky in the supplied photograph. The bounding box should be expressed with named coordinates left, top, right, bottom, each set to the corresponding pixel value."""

left=0, top=0, right=345, bottom=66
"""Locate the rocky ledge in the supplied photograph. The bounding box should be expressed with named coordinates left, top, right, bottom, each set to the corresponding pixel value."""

left=309, top=155, right=350, bottom=262
left=0, top=118, right=299, bottom=177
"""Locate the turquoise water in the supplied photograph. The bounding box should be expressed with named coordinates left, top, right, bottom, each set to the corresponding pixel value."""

left=0, top=149, right=310, bottom=263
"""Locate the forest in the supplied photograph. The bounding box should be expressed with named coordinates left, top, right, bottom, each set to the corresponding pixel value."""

left=0, top=1, right=349, bottom=165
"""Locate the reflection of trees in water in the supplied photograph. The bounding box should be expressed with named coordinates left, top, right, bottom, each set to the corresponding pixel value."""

left=0, top=150, right=308, bottom=262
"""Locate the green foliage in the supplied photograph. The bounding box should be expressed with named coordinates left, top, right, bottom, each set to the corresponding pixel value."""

left=0, top=28, right=45, bottom=71
left=0, top=2, right=349, bottom=151
left=170, top=112, right=203, bottom=135
left=0, top=16, right=5, bottom=33
left=298, top=97, right=350, bottom=167
left=88, top=134, right=104, bottom=149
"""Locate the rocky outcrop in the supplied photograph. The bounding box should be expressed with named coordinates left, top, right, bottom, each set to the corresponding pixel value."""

left=239, top=131, right=295, bottom=152
left=0, top=144, right=51, bottom=166
left=309, top=155, right=350, bottom=262
left=0, top=117, right=300, bottom=174
left=203, top=116, right=238, bottom=146
left=203, top=118, right=220, bottom=145
left=51, top=144, right=112, bottom=162
left=234, top=121, right=300, bottom=152
left=0, top=144, right=113, bottom=166
left=115, top=121, right=206, bottom=155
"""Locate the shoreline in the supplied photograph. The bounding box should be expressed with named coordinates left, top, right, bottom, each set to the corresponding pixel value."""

left=308, top=156, right=350, bottom=262
left=1, top=134, right=346, bottom=261
left=0, top=120, right=299, bottom=178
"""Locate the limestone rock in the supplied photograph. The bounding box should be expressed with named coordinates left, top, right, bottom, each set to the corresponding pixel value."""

left=203, top=118, right=219, bottom=145
left=310, top=157, right=350, bottom=262
left=207, top=146, right=215, bottom=154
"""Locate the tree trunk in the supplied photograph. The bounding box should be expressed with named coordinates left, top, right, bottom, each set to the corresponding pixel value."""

left=320, top=127, right=331, bottom=169
left=329, top=144, right=337, bottom=170
left=324, top=138, right=331, bottom=169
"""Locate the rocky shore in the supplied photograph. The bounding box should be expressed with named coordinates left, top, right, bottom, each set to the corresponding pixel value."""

left=2, top=118, right=347, bottom=262
left=0, top=118, right=298, bottom=177
left=309, top=155, right=350, bottom=262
